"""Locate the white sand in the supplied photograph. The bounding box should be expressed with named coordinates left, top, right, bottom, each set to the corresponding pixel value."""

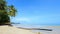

left=0, top=25, right=60, bottom=34
left=0, top=25, right=36, bottom=34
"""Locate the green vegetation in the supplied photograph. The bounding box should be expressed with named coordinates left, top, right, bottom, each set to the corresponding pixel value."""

left=0, top=0, right=17, bottom=25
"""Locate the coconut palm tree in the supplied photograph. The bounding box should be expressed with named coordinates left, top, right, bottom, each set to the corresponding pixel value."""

left=8, top=5, right=17, bottom=17
left=0, top=0, right=17, bottom=25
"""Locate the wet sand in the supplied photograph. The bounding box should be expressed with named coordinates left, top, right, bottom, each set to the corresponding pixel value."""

left=0, top=25, right=60, bottom=34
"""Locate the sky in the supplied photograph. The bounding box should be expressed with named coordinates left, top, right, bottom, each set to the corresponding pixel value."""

left=7, top=0, right=60, bottom=26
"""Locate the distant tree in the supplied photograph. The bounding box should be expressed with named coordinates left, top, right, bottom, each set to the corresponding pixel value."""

left=0, top=0, right=17, bottom=25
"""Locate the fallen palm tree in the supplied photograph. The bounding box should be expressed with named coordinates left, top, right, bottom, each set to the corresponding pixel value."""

left=18, top=27, right=52, bottom=31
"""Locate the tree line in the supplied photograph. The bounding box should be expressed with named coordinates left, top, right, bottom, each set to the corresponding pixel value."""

left=0, top=0, right=17, bottom=25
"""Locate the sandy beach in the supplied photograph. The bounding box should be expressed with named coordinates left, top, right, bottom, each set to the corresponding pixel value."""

left=0, top=25, right=60, bottom=34
left=0, top=25, right=36, bottom=34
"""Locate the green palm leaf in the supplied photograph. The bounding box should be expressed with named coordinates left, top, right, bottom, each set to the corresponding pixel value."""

left=8, top=5, right=17, bottom=17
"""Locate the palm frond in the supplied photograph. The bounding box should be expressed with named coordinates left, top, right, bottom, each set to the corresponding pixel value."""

left=8, top=5, right=17, bottom=17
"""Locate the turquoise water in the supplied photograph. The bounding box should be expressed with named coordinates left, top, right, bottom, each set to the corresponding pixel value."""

left=12, top=24, right=60, bottom=28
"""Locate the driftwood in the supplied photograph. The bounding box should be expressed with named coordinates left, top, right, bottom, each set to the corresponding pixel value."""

left=18, top=27, right=52, bottom=31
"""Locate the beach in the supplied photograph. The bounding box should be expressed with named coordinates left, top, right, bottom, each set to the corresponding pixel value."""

left=32, top=26, right=60, bottom=34
left=0, top=25, right=36, bottom=34
left=0, top=25, right=60, bottom=34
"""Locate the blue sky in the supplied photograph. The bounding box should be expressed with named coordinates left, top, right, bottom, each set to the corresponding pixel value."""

left=7, top=0, right=60, bottom=26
